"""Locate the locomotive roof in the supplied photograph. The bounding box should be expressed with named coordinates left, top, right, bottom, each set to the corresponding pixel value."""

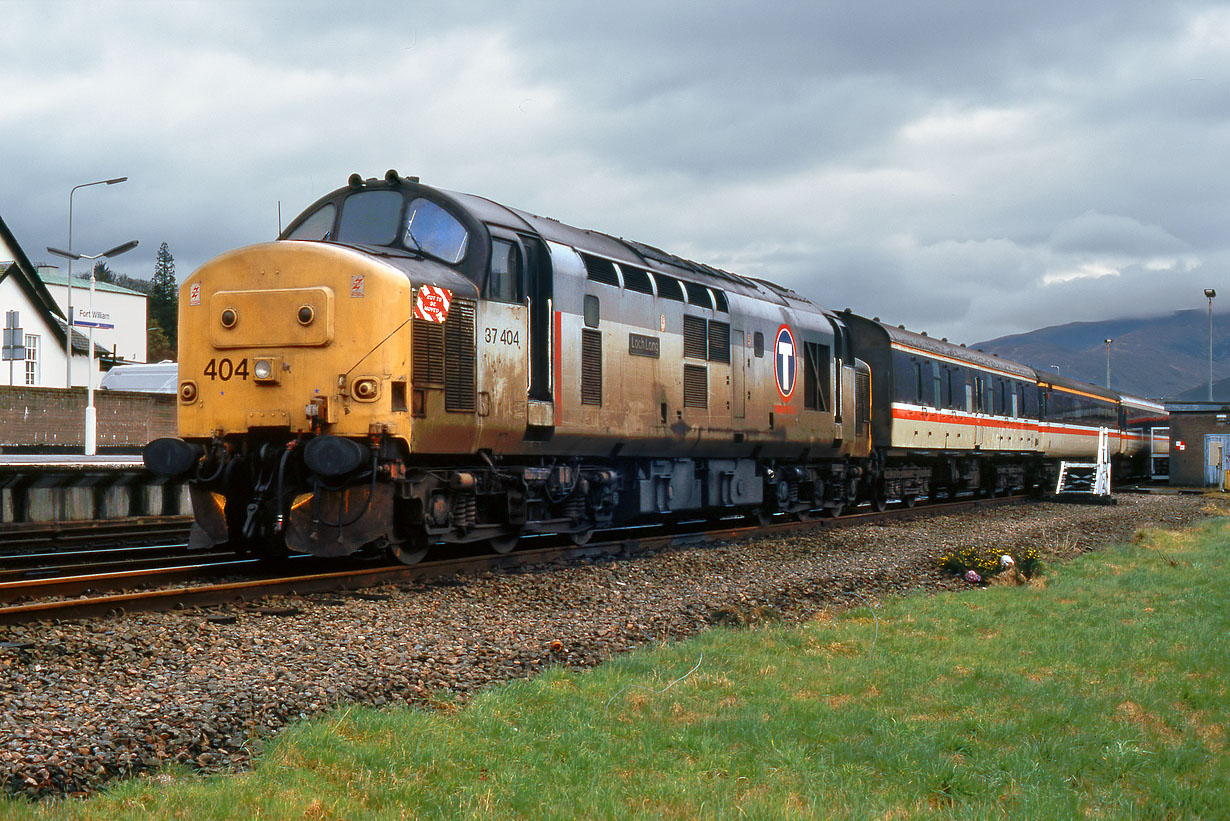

left=442, top=187, right=790, bottom=306
left=284, top=174, right=813, bottom=311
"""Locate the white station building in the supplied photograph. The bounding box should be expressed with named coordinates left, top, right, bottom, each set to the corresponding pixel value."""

left=0, top=213, right=149, bottom=388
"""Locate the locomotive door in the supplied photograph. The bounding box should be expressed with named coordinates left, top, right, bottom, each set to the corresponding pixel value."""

left=523, top=235, right=555, bottom=428
left=732, top=328, right=746, bottom=419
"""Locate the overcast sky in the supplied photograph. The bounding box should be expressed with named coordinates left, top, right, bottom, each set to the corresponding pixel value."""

left=2, top=0, right=1227, bottom=344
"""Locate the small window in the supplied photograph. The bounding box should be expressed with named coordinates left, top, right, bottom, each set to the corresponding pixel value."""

left=654, top=273, right=685, bottom=302
left=753, top=332, right=764, bottom=358
left=914, top=361, right=924, bottom=404
left=405, top=198, right=469, bottom=263
left=581, top=254, right=619, bottom=286
left=621, top=266, right=654, bottom=294
left=584, top=295, right=600, bottom=328
left=287, top=203, right=336, bottom=240
left=711, top=289, right=728, bottom=312
left=684, top=281, right=712, bottom=309
left=24, top=334, right=38, bottom=386
left=488, top=239, right=521, bottom=302
left=338, top=190, right=402, bottom=245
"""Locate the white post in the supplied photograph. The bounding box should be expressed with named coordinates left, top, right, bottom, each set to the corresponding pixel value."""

left=85, top=265, right=97, bottom=455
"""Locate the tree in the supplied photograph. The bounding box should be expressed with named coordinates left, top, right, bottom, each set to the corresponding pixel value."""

left=149, top=242, right=178, bottom=357
left=146, top=320, right=175, bottom=363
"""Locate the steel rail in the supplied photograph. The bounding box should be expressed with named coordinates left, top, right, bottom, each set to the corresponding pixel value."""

left=0, top=494, right=1027, bottom=626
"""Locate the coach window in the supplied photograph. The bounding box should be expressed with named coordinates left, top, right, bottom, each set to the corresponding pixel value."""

left=488, top=239, right=522, bottom=303
left=914, top=361, right=924, bottom=404
left=404, top=198, right=469, bottom=263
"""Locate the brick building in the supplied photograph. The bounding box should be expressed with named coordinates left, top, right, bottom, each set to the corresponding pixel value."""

left=1166, top=401, right=1230, bottom=488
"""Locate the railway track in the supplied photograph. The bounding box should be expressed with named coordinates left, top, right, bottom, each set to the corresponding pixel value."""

left=0, top=493, right=1027, bottom=625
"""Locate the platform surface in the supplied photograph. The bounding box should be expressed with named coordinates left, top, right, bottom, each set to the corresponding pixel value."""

left=0, top=455, right=145, bottom=469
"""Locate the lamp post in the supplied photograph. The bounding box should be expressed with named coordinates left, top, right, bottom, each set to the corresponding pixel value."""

left=1049, top=364, right=1060, bottom=375
left=1206, top=289, right=1217, bottom=401
left=47, top=241, right=138, bottom=455
left=65, top=177, right=127, bottom=389
left=1104, top=338, right=1113, bottom=389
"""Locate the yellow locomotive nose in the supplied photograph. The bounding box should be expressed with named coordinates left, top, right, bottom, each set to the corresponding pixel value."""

left=177, top=241, right=412, bottom=440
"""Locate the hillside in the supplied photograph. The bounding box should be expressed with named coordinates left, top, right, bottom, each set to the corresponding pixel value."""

left=973, top=309, right=1229, bottom=400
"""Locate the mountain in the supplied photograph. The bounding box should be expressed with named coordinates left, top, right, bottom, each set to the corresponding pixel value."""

left=973, top=309, right=1229, bottom=400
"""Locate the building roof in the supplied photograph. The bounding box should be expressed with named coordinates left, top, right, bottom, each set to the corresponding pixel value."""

left=36, top=268, right=147, bottom=297
left=0, top=215, right=68, bottom=321
left=1164, top=401, right=1230, bottom=413
left=0, top=214, right=72, bottom=359
left=99, top=362, right=177, bottom=393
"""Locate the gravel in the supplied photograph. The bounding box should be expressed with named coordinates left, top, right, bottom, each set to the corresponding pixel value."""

left=0, top=492, right=1220, bottom=800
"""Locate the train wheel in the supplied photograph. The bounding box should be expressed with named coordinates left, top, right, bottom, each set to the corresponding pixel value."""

left=752, top=508, right=775, bottom=527
left=825, top=504, right=845, bottom=518
left=388, top=535, right=429, bottom=565
left=569, top=529, right=593, bottom=546
left=870, top=479, right=888, bottom=513
left=795, top=508, right=818, bottom=522
left=903, top=495, right=917, bottom=509
left=488, top=533, right=520, bottom=554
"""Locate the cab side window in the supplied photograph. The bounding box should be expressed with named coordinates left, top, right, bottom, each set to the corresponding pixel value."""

left=488, top=239, right=522, bottom=303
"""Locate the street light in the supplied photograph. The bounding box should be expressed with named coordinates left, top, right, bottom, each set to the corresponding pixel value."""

left=65, top=177, right=128, bottom=389
left=1104, top=338, right=1113, bottom=389
left=47, top=240, right=138, bottom=455
left=1206, top=289, right=1217, bottom=401
left=1049, top=364, right=1060, bottom=375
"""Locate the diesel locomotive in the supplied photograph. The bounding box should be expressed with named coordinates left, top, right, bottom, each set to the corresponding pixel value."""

left=143, top=171, right=1165, bottom=561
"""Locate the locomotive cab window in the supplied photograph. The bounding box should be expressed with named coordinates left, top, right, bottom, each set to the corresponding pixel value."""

left=405, top=198, right=469, bottom=263
left=286, top=203, right=336, bottom=240
left=337, top=190, right=402, bottom=245
left=488, top=239, right=523, bottom=303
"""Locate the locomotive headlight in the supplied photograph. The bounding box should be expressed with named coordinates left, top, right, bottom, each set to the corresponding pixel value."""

left=297, top=305, right=314, bottom=325
left=353, top=377, right=379, bottom=401
left=220, top=308, right=237, bottom=328
left=179, top=381, right=198, bottom=403
left=252, top=356, right=281, bottom=384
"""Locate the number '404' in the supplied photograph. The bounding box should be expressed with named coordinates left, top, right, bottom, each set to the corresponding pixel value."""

left=203, top=358, right=250, bottom=381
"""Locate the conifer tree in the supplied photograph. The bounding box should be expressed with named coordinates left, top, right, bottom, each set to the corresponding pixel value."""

left=149, top=242, right=178, bottom=356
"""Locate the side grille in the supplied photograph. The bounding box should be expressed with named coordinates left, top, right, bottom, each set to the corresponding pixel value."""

left=683, top=364, right=708, bottom=409
left=412, top=319, right=445, bottom=385
left=683, top=315, right=708, bottom=359
left=581, top=329, right=602, bottom=405
left=708, top=320, right=731, bottom=363
left=444, top=300, right=477, bottom=412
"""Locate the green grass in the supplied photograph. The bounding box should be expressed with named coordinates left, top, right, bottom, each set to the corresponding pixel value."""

left=6, top=517, right=1228, bottom=819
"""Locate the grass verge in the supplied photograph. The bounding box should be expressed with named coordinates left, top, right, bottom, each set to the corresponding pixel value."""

left=5, top=518, right=1227, bottom=819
